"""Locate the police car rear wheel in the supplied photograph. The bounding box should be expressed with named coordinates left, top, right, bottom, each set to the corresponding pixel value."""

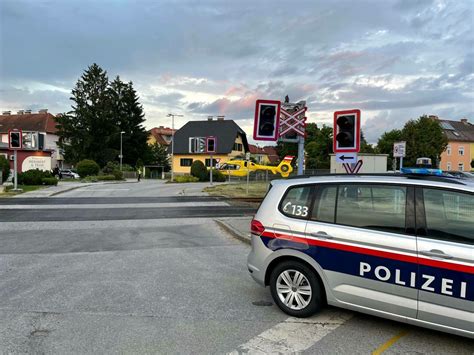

left=270, top=261, right=323, bottom=317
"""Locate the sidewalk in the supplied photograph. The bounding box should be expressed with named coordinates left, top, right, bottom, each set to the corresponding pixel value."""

left=13, top=179, right=138, bottom=198
left=214, top=216, right=253, bottom=244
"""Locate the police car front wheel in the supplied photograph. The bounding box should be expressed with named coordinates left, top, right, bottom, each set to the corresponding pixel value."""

left=270, top=261, right=324, bottom=317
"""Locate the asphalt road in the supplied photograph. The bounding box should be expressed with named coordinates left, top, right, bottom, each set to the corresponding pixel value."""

left=0, top=181, right=472, bottom=354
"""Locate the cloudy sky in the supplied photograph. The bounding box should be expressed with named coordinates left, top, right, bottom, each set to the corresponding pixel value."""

left=1, top=0, right=472, bottom=143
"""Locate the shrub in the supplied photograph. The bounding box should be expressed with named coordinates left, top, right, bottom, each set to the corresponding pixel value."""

left=81, top=176, right=98, bottom=183
left=42, top=177, right=58, bottom=186
left=190, top=160, right=207, bottom=181
left=18, top=169, right=52, bottom=185
left=210, top=169, right=226, bottom=182
left=101, top=161, right=124, bottom=180
left=0, top=156, right=9, bottom=183
left=112, top=169, right=123, bottom=180
left=175, top=175, right=200, bottom=183
left=97, top=175, right=116, bottom=181
left=77, top=159, right=100, bottom=177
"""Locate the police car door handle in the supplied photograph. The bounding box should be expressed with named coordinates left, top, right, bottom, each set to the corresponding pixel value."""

left=310, top=231, right=333, bottom=239
left=420, top=249, right=453, bottom=259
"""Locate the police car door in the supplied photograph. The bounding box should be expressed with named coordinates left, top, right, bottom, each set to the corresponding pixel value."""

left=416, top=187, right=473, bottom=332
left=305, top=183, right=418, bottom=318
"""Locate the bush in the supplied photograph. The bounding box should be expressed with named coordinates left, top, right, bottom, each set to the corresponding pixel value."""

left=0, top=156, right=9, bottom=183
left=18, top=169, right=52, bottom=185
left=210, top=169, right=226, bottom=182
left=101, top=161, right=124, bottom=180
left=112, top=169, right=123, bottom=180
left=175, top=175, right=200, bottom=183
left=77, top=159, right=100, bottom=177
left=97, top=175, right=116, bottom=181
left=81, top=176, right=98, bottom=183
left=190, top=160, right=207, bottom=181
left=42, top=177, right=58, bottom=185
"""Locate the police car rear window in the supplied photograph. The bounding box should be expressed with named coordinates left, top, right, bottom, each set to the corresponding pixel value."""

left=279, top=185, right=312, bottom=219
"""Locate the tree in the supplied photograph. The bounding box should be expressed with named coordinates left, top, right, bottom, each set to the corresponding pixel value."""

left=376, top=129, right=402, bottom=169
left=56, top=64, right=149, bottom=168
left=0, top=155, right=10, bottom=183
left=401, top=115, right=448, bottom=167
left=360, top=131, right=375, bottom=153
left=305, top=124, right=333, bottom=169
left=56, top=63, right=115, bottom=166
left=108, top=76, right=149, bottom=167
left=147, top=143, right=170, bottom=169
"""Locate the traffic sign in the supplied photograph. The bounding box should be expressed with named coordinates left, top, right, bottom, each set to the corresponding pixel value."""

left=279, top=106, right=307, bottom=138
left=336, top=152, right=358, bottom=163
left=333, top=109, right=361, bottom=153
left=393, top=141, right=406, bottom=158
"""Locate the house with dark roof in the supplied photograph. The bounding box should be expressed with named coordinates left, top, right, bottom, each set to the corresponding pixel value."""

left=0, top=109, right=63, bottom=173
left=170, top=117, right=249, bottom=174
left=437, top=117, right=474, bottom=172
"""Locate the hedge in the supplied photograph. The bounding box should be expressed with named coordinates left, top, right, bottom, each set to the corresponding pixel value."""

left=0, top=156, right=9, bottom=183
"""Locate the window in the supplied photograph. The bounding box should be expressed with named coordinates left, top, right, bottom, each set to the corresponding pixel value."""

left=459, top=163, right=464, bottom=171
left=423, top=188, right=473, bottom=244
left=205, top=158, right=217, bottom=167
left=311, top=185, right=337, bottom=223
left=446, top=162, right=451, bottom=170
left=446, top=145, right=451, bottom=156
left=180, top=158, right=193, bottom=167
left=233, top=143, right=243, bottom=151
left=336, top=184, right=407, bottom=233
left=279, top=185, right=312, bottom=219
left=458, top=146, right=464, bottom=156
left=220, top=163, right=240, bottom=170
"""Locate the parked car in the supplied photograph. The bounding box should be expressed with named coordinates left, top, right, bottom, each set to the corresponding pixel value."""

left=247, top=170, right=473, bottom=338
left=59, top=169, right=80, bottom=179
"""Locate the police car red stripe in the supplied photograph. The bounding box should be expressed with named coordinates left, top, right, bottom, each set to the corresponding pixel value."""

left=260, top=231, right=473, bottom=274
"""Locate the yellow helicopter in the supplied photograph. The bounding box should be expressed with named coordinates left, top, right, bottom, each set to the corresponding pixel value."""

left=218, top=156, right=294, bottom=178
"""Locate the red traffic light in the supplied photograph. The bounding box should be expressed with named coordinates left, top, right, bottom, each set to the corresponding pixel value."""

left=333, top=110, right=360, bottom=153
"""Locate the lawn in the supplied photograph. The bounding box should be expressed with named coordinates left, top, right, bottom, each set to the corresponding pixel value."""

left=204, top=182, right=270, bottom=198
left=0, top=185, right=45, bottom=197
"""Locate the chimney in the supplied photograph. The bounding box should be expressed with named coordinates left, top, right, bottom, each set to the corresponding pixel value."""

left=159, top=126, right=164, bottom=129
left=25, top=109, right=32, bottom=114
left=461, top=118, right=468, bottom=124
left=38, top=108, right=48, bottom=113
left=2, top=111, right=11, bottom=115
left=207, top=116, right=213, bottom=121
left=17, top=110, right=24, bottom=115
left=428, top=115, right=438, bottom=120
left=217, top=115, right=225, bottom=121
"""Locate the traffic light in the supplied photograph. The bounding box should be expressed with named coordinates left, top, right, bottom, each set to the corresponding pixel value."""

left=333, top=110, right=360, bottom=153
left=253, top=100, right=281, bottom=141
left=206, top=136, right=216, bottom=153
left=8, top=130, right=22, bottom=149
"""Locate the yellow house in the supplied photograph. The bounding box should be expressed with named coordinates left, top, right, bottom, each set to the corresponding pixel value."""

left=170, top=117, right=249, bottom=174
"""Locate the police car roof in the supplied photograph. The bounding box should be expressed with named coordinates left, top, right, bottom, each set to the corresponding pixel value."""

left=272, top=173, right=474, bottom=192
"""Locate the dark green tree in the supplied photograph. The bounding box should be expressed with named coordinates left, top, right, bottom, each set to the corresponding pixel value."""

left=146, top=143, right=170, bottom=169
left=375, top=129, right=403, bottom=169
left=305, top=124, right=333, bottom=169
left=401, top=115, right=448, bottom=167
left=360, top=131, right=375, bottom=153
left=56, top=63, right=116, bottom=166
left=108, top=76, right=148, bottom=167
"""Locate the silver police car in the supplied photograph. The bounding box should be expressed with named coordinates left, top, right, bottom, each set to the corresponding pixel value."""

left=247, top=173, right=473, bottom=338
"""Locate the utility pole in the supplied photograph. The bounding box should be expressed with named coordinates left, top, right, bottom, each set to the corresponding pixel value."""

left=167, top=113, right=183, bottom=182
left=120, top=131, right=125, bottom=171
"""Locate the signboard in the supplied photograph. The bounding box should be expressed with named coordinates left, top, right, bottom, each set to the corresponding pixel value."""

left=245, top=152, right=251, bottom=161
left=343, top=160, right=363, bottom=174
left=336, top=152, right=358, bottom=164
left=393, top=141, right=406, bottom=158
left=22, top=156, right=52, bottom=172
left=279, top=106, right=307, bottom=138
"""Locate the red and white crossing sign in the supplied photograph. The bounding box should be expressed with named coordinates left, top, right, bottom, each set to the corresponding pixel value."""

left=279, top=106, right=307, bottom=137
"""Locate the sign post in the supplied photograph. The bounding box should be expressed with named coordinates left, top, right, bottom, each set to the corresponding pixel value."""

left=280, top=101, right=307, bottom=176
left=206, top=136, right=216, bottom=185
left=393, top=141, right=406, bottom=171
left=246, top=152, right=250, bottom=195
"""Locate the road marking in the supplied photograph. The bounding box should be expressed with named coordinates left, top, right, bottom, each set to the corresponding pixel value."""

left=372, top=330, right=408, bottom=355
left=82, top=188, right=130, bottom=191
left=0, top=202, right=229, bottom=209
left=229, top=309, right=352, bottom=354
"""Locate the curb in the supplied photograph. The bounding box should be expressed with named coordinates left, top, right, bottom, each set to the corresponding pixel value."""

left=49, top=184, right=90, bottom=197
left=214, top=219, right=251, bottom=245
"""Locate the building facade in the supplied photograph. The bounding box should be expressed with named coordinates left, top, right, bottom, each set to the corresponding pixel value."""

left=0, top=110, right=62, bottom=173
left=170, top=117, right=249, bottom=174
left=439, top=118, right=474, bottom=172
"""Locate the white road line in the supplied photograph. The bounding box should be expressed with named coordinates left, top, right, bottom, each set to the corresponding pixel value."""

left=0, top=202, right=229, bottom=209
left=81, top=188, right=130, bottom=191
left=229, top=309, right=353, bottom=354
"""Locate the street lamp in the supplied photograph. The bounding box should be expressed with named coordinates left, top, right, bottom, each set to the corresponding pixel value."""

left=120, top=131, right=125, bottom=171
left=167, top=113, right=183, bottom=182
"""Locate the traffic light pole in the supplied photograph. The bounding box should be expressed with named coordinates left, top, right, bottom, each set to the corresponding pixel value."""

left=14, top=150, right=18, bottom=190
left=210, top=154, right=213, bottom=185
left=297, top=136, right=304, bottom=176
